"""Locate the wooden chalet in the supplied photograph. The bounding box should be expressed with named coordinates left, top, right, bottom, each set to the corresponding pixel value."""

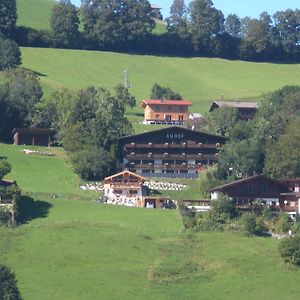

left=209, top=100, right=258, bottom=120
left=141, top=99, right=192, bottom=125
left=209, top=175, right=288, bottom=210
left=118, top=126, right=226, bottom=178
left=104, top=170, right=146, bottom=198
left=12, top=128, right=51, bottom=147
left=279, top=179, right=300, bottom=218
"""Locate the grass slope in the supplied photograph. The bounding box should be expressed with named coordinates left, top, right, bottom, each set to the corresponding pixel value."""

left=17, top=0, right=56, bottom=30
left=1, top=143, right=300, bottom=299
left=0, top=143, right=83, bottom=196
left=21, top=47, right=300, bottom=114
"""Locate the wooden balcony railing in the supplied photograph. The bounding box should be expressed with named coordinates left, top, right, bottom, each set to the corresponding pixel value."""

left=125, top=163, right=199, bottom=170
left=125, top=143, right=220, bottom=149
left=125, top=153, right=218, bottom=160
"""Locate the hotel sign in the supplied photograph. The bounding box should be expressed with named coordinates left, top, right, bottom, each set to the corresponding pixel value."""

left=166, top=133, right=184, bottom=139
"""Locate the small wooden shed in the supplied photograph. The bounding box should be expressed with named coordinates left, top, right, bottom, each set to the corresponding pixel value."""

left=12, top=128, right=51, bottom=147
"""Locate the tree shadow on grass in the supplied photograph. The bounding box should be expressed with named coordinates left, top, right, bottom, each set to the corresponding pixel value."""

left=17, top=195, right=52, bottom=224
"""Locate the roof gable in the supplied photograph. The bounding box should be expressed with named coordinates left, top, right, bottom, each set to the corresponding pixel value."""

left=141, top=100, right=192, bottom=108
left=119, top=126, right=227, bottom=143
left=209, top=175, right=286, bottom=194
left=104, top=170, right=146, bottom=181
left=209, top=101, right=258, bottom=112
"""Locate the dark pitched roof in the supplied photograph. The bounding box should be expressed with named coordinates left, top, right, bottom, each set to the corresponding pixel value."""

left=209, top=175, right=285, bottom=192
left=209, top=100, right=259, bottom=112
left=12, top=128, right=51, bottom=135
left=118, top=126, right=227, bottom=142
left=104, top=170, right=146, bottom=181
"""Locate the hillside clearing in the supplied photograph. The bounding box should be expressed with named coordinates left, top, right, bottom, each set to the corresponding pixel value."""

left=21, top=47, right=300, bottom=115
left=1, top=144, right=300, bottom=299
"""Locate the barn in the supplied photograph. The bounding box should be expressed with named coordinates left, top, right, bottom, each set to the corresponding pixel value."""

left=12, top=128, right=51, bottom=147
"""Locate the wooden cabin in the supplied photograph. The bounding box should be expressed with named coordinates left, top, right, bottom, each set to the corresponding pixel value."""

left=209, top=100, right=258, bottom=120
left=141, top=99, right=192, bottom=125
left=104, top=170, right=146, bottom=198
left=12, top=128, right=51, bottom=147
left=209, top=175, right=287, bottom=210
left=118, top=126, right=226, bottom=178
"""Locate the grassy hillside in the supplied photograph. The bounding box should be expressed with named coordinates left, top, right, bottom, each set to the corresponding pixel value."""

left=17, top=0, right=56, bottom=30
left=0, top=143, right=83, bottom=196
left=1, top=144, right=300, bottom=299
left=21, top=47, right=300, bottom=114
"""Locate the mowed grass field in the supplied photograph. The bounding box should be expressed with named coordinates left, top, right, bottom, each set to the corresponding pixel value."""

left=21, top=47, right=300, bottom=115
left=17, top=0, right=56, bottom=30
left=1, top=143, right=300, bottom=299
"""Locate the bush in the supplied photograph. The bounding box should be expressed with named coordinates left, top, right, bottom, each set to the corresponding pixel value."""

left=0, top=265, right=22, bottom=300
left=271, top=211, right=292, bottom=233
left=0, top=208, right=12, bottom=225
left=178, top=202, right=196, bottom=229
left=240, top=213, right=267, bottom=235
left=279, top=235, right=300, bottom=266
left=210, top=194, right=238, bottom=223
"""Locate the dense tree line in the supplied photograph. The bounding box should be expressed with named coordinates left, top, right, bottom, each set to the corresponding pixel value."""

left=207, top=85, right=300, bottom=181
left=0, top=67, right=136, bottom=180
left=7, top=0, right=300, bottom=62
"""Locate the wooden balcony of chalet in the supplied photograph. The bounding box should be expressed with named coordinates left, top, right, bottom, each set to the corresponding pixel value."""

left=125, top=142, right=220, bottom=149
left=235, top=204, right=280, bottom=212
left=125, top=153, right=218, bottom=160
left=109, top=182, right=143, bottom=189
left=126, top=163, right=199, bottom=170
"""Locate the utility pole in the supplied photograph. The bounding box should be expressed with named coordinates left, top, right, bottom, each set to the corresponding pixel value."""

left=124, top=70, right=131, bottom=89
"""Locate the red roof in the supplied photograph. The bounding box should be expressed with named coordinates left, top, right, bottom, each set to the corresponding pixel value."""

left=141, top=100, right=192, bottom=108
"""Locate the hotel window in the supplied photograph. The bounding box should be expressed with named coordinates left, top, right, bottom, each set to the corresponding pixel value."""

left=178, top=115, right=184, bottom=120
left=156, top=114, right=160, bottom=119
left=130, top=190, right=138, bottom=195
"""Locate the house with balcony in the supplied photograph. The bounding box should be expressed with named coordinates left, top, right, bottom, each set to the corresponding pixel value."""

left=103, top=170, right=146, bottom=198
left=141, top=99, right=192, bottom=125
left=118, top=126, right=226, bottom=178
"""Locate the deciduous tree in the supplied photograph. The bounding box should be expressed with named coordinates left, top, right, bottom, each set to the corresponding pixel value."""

left=150, top=83, right=182, bottom=100
left=0, top=0, right=17, bottom=37
left=50, top=0, right=80, bottom=48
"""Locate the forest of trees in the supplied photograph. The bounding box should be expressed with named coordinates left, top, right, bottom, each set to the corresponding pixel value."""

left=207, top=85, right=300, bottom=181
left=1, top=0, right=298, bottom=62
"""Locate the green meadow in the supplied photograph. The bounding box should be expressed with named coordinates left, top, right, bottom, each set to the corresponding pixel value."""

left=21, top=47, right=300, bottom=115
left=1, top=1, right=300, bottom=298
left=17, top=0, right=56, bottom=30
left=1, top=143, right=300, bottom=299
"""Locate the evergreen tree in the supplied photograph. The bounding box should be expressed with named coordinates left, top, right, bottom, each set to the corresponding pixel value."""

left=189, top=0, right=224, bottom=54
left=0, top=265, right=22, bottom=300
